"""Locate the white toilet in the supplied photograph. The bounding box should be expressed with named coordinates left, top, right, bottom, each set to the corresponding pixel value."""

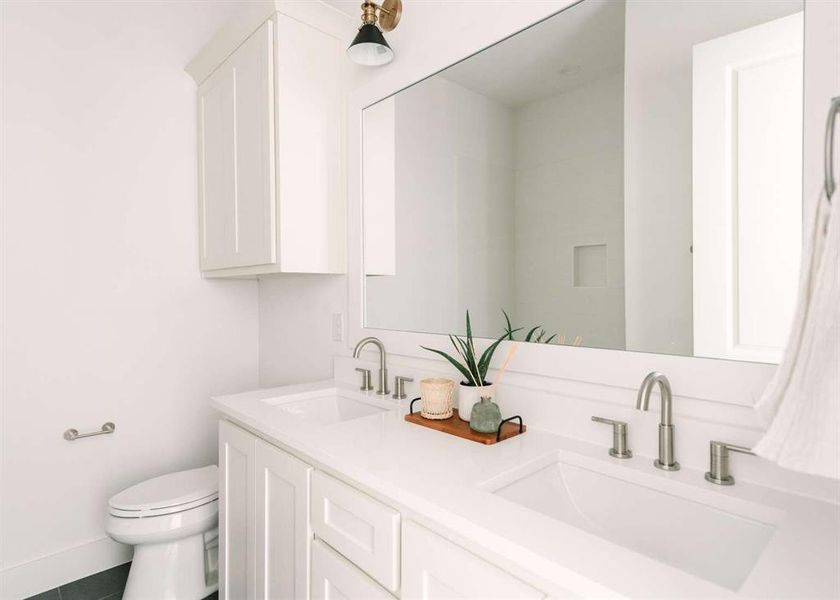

left=106, top=465, right=219, bottom=600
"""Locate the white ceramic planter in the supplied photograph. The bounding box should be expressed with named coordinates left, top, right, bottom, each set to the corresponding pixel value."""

left=457, top=382, right=493, bottom=421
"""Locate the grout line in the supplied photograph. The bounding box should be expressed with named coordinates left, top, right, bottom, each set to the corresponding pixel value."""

left=56, top=587, right=63, bottom=600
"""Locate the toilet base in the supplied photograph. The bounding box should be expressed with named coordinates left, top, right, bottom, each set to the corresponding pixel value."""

left=124, top=531, right=218, bottom=600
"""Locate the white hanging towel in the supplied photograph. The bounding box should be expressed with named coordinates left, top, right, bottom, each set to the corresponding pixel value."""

left=753, top=190, right=840, bottom=479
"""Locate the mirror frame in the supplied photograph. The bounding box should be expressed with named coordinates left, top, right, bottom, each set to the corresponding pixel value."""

left=346, top=0, right=822, bottom=416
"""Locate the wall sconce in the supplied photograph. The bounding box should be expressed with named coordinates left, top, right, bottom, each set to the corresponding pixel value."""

left=347, top=0, right=402, bottom=66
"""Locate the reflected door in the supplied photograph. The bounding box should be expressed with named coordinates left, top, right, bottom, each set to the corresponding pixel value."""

left=692, top=12, right=803, bottom=362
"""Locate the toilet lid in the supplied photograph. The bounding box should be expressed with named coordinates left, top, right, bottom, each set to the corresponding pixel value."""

left=109, top=465, right=218, bottom=518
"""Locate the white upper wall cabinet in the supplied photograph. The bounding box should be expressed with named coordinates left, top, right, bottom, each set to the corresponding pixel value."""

left=188, top=3, right=350, bottom=277
left=199, top=20, right=276, bottom=272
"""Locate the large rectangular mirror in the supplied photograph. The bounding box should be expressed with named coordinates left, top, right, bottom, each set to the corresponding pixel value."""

left=362, top=0, right=804, bottom=364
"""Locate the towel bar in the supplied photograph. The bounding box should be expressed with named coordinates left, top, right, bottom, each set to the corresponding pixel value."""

left=825, top=96, right=840, bottom=202
left=63, top=422, right=115, bottom=441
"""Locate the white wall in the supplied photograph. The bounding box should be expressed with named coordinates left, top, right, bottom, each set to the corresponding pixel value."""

left=0, top=2, right=259, bottom=596
left=258, top=276, right=346, bottom=386
left=623, top=0, right=803, bottom=356
left=513, top=72, right=625, bottom=349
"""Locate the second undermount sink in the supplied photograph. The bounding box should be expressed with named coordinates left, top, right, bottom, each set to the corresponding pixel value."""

left=260, top=389, right=388, bottom=426
left=490, top=453, right=782, bottom=590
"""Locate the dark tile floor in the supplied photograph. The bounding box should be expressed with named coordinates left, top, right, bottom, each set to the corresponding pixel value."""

left=24, top=563, right=218, bottom=600
left=25, top=563, right=129, bottom=600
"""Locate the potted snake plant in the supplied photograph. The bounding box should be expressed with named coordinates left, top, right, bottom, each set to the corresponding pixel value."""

left=421, top=311, right=513, bottom=421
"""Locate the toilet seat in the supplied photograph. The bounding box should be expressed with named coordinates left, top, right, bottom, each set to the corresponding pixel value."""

left=109, top=465, right=218, bottom=518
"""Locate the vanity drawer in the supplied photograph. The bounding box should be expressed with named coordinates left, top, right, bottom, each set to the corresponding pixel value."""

left=402, top=521, right=545, bottom=599
left=311, top=471, right=401, bottom=592
left=311, top=538, right=393, bottom=600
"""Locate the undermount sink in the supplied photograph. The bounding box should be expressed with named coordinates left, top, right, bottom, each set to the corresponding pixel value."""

left=490, top=453, right=782, bottom=590
left=260, top=389, right=388, bottom=426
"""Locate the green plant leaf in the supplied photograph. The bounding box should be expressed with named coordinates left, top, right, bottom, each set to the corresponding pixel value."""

left=525, top=325, right=541, bottom=342
left=450, top=334, right=470, bottom=366
left=456, top=337, right=481, bottom=385
left=478, top=333, right=510, bottom=382
left=502, top=309, right=514, bottom=340
left=449, top=335, right=481, bottom=385
left=544, top=333, right=558, bottom=344
left=450, top=335, right=477, bottom=382
left=465, top=310, right=481, bottom=379
left=420, top=345, right=475, bottom=383
left=449, top=334, right=468, bottom=363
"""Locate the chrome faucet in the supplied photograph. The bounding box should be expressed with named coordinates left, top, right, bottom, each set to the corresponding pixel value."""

left=353, top=337, right=390, bottom=396
left=636, top=372, right=679, bottom=471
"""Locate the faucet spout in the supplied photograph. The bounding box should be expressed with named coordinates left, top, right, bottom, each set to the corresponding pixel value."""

left=353, top=337, right=389, bottom=395
left=635, top=371, right=673, bottom=426
left=636, top=371, right=679, bottom=471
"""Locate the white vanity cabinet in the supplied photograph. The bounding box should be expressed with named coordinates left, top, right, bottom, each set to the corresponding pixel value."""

left=219, top=419, right=548, bottom=600
left=219, top=420, right=312, bottom=600
left=402, top=521, right=545, bottom=600
left=189, top=5, right=348, bottom=277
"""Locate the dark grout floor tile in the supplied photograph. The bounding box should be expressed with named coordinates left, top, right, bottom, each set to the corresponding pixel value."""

left=100, top=593, right=123, bottom=600
left=24, top=588, right=60, bottom=600
left=203, top=593, right=218, bottom=600
left=58, top=562, right=130, bottom=600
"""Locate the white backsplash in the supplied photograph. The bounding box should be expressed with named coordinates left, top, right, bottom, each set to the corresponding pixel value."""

left=335, top=354, right=839, bottom=503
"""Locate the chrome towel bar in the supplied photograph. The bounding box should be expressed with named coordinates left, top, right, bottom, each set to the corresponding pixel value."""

left=64, top=422, right=115, bottom=441
left=825, top=95, right=840, bottom=202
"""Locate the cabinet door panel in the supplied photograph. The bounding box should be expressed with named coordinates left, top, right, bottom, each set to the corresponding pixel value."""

left=198, top=20, right=276, bottom=271
left=311, top=539, right=393, bottom=600
left=311, top=471, right=400, bottom=592
left=254, top=439, right=312, bottom=600
left=219, top=420, right=257, bottom=600
left=402, top=521, right=544, bottom=600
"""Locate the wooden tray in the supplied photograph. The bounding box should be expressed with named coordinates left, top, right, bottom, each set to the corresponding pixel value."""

left=404, top=409, right=526, bottom=445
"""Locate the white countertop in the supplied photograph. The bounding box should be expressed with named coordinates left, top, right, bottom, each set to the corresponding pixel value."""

left=213, top=380, right=840, bottom=599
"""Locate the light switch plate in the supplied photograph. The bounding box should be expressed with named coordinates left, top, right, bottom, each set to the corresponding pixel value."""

left=332, top=313, right=344, bottom=342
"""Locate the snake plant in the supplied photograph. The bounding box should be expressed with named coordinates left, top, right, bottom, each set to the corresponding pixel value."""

left=421, top=311, right=514, bottom=386
left=502, top=309, right=558, bottom=344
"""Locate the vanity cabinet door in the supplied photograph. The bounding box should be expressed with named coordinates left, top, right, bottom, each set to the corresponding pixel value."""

left=311, top=539, right=394, bottom=600
left=311, top=471, right=401, bottom=592
left=197, top=20, right=276, bottom=272
left=219, top=420, right=257, bottom=600
left=254, top=439, right=313, bottom=600
left=402, top=521, right=545, bottom=600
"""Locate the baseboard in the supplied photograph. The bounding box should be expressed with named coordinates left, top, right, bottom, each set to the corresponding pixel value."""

left=0, top=536, right=133, bottom=599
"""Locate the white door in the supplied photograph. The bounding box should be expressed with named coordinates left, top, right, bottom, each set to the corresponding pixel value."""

left=198, top=20, right=276, bottom=271
left=254, top=439, right=313, bottom=600
left=692, top=12, right=803, bottom=363
left=219, top=420, right=257, bottom=600
left=311, top=539, right=393, bottom=600
left=402, top=521, right=544, bottom=600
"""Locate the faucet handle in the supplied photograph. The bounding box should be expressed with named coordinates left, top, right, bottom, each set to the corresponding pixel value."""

left=705, top=441, right=755, bottom=485
left=355, top=368, right=373, bottom=392
left=392, top=376, right=413, bottom=400
left=591, top=416, right=633, bottom=459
